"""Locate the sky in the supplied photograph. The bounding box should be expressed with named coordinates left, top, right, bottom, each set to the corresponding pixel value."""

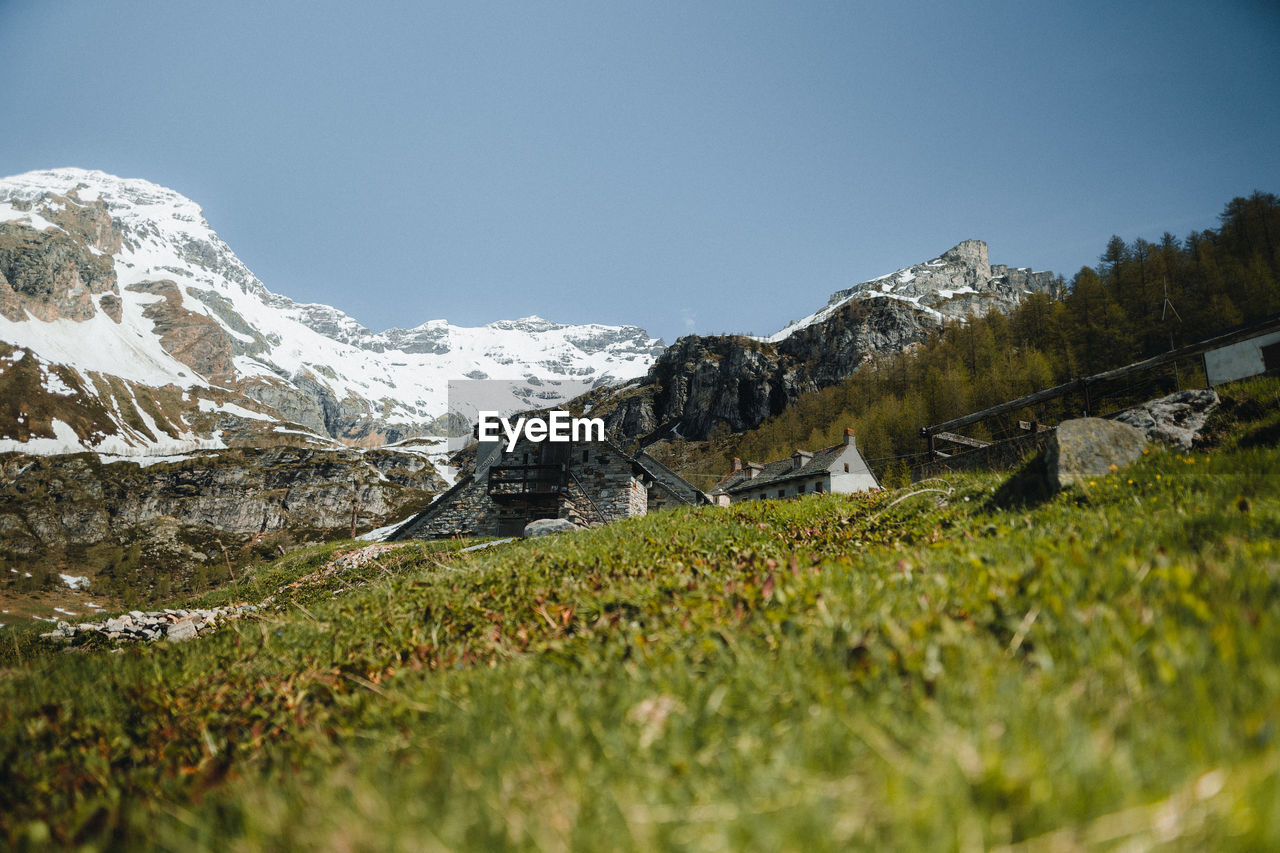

left=2, top=1, right=1278, bottom=343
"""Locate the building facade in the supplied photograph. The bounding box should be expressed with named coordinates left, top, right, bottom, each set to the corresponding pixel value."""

left=710, top=428, right=879, bottom=504
left=391, top=435, right=706, bottom=540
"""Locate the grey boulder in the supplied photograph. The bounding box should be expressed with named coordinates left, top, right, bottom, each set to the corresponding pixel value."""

left=523, top=518, right=581, bottom=539
left=1046, top=418, right=1148, bottom=490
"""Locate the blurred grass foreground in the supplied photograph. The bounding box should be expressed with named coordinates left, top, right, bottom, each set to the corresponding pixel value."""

left=3, top=378, right=1280, bottom=850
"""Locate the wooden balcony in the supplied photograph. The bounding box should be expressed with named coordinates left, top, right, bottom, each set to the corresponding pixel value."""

left=487, top=463, right=569, bottom=499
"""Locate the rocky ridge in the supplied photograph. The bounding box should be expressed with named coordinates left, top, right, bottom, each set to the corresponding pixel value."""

left=594, top=240, right=1059, bottom=441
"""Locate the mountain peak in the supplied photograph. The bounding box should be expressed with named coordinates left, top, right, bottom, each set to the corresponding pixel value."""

left=767, top=240, right=1054, bottom=343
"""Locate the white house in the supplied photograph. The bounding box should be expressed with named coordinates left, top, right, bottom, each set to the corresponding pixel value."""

left=710, top=428, right=880, bottom=505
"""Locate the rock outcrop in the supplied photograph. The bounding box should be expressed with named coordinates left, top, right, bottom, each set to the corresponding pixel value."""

left=1114, top=389, right=1220, bottom=450
left=129, top=280, right=236, bottom=384
left=39, top=604, right=259, bottom=644
left=596, top=240, right=1057, bottom=442
left=0, top=222, right=118, bottom=322
left=0, top=445, right=444, bottom=593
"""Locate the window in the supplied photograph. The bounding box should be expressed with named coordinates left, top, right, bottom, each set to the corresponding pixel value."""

left=798, top=483, right=806, bottom=494
left=1264, top=341, right=1280, bottom=372
left=844, top=463, right=849, bottom=472
left=778, top=489, right=785, bottom=499
left=816, top=481, right=824, bottom=493
left=582, top=449, right=589, bottom=463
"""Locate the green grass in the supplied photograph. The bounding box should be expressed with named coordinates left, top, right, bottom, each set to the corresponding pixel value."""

left=2, top=382, right=1279, bottom=850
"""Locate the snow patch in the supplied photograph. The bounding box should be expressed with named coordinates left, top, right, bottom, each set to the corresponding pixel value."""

left=356, top=516, right=414, bottom=542
left=0, top=200, right=61, bottom=232
left=99, top=452, right=197, bottom=467
left=0, top=419, right=84, bottom=455
left=198, top=398, right=276, bottom=422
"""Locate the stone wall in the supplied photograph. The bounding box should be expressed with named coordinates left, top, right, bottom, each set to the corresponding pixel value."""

left=559, top=478, right=608, bottom=526
left=566, top=444, right=646, bottom=522
left=394, top=477, right=500, bottom=539
left=646, top=480, right=688, bottom=512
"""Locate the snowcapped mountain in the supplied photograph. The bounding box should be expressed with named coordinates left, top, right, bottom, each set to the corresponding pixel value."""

left=0, top=168, right=663, bottom=460
left=767, top=239, right=1058, bottom=343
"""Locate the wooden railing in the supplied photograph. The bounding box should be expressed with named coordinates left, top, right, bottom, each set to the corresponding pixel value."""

left=487, top=463, right=569, bottom=497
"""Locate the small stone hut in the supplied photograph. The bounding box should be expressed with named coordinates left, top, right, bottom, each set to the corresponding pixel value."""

left=391, top=434, right=707, bottom=540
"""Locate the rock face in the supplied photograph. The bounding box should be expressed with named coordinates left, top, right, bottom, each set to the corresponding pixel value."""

left=128, top=280, right=235, bottom=385
left=0, top=221, right=118, bottom=322
left=1113, top=389, right=1220, bottom=450
left=638, top=336, right=800, bottom=438
left=597, top=241, right=1058, bottom=442
left=0, top=445, right=444, bottom=591
left=1045, top=418, right=1148, bottom=490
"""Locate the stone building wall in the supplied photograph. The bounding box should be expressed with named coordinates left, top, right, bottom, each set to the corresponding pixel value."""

left=559, top=478, right=608, bottom=526
left=397, top=438, right=664, bottom=539
left=646, top=480, right=688, bottom=512
left=394, top=476, right=503, bottom=540
left=565, top=444, right=646, bottom=522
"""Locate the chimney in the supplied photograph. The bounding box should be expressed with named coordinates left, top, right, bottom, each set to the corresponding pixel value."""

left=843, top=428, right=855, bottom=446
left=731, top=457, right=742, bottom=473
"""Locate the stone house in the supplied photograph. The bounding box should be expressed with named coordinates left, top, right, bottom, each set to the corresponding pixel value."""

left=710, top=428, right=880, bottom=505
left=390, top=434, right=707, bottom=540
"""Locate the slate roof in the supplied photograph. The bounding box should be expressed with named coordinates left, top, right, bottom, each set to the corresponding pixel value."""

left=712, top=444, right=850, bottom=496
left=385, top=471, right=475, bottom=541
left=633, top=449, right=708, bottom=505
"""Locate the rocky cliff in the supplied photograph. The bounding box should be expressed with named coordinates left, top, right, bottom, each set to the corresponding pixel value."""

left=598, top=241, right=1059, bottom=441
left=0, top=444, right=445, bottom=605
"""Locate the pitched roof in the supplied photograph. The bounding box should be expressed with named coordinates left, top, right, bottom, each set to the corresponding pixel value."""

left=385, top=472, right=475, bottom=541
left=712, top=444, right=850, bottom=495
left=633, top=449, right=708, bottom=505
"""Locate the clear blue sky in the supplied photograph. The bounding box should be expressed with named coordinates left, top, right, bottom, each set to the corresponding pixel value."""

left=3, top=1, right=1278, bottom=342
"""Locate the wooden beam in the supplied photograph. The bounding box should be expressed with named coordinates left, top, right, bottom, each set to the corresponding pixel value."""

left=934, top=431, right=991, bottom=449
